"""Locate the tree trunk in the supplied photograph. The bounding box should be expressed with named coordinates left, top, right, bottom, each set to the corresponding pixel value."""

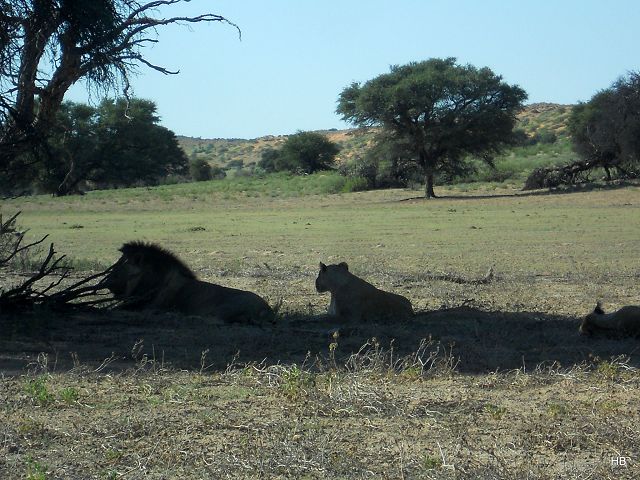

left=424, top=171, right=437, bottom=198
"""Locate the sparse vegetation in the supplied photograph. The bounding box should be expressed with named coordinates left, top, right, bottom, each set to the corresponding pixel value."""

left=1, top=344, right=639, bottom=478
left=177, top=104, right=576, bottom=191
left=2, top=182, right=639, bottom=478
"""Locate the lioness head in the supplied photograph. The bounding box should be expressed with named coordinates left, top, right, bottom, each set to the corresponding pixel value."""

left=315, top=262, right=349, bottom=292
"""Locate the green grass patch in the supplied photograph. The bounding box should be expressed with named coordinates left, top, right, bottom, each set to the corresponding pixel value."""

left=25, top=457, right=49, bottom=480
left=59, top=387, right=80, bottom=405
left=156, top=170, right=349, bottom=199
left=23, top=376, right=54, bottom=406
left=459, top=139, right=575, bottom=185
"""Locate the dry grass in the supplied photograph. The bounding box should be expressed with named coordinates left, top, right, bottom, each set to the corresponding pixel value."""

left=1, top=344, right=638, bottom=479
left=1, top=182, right=640, bottom=478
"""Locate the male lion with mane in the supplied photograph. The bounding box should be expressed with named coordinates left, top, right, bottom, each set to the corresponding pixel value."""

left=580, top=301, right=640, bottom=337
left=103, top=242, right=273, bottom=323
left=315, top=262, right=413, bottom=322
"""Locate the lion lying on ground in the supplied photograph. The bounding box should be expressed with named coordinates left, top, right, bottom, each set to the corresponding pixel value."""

left=579, top=301, right=640, bottom=337
left=315, top=262, right=414, bottom=321
left=102, top=242, right=273, bottom=323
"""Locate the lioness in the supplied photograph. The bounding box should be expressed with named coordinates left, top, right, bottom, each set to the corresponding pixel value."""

left=580, top=301, right=640, bottom=337
left=315, top=262, right=414, bottom=321
left=102, top=242, right=273, bottom=323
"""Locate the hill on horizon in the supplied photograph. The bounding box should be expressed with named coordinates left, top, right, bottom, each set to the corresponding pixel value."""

left=177, top=103, right=574, bottom=174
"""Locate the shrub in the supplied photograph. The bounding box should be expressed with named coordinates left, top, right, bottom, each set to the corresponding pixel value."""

left=210, top=166, right=227, bottom=180
left=511, top=128, right=530, bottom=147
left=189, top=158, right=212, bottom=181
left=258, top=148, right=280, bottom=173
left=277, top=131, right=340, bottom=173
left=341, top=177, right=369, bottom=192
left=538, top=130, right=557, bottom=144
left=347, top=156, right=378, bottom=188
left=233, top=169, right=253, bottom=178
left=227, top=159, right=244, bottom=170
left=159, top=174, right=189, bottom=185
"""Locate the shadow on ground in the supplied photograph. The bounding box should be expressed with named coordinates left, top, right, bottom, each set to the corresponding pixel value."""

left=1, top=307, right=638, bottom=375
left=399, top=179, right=639, bottom=202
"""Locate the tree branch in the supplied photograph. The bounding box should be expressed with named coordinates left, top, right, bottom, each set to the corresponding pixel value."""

left=1, top=212, right=114, bottom=312
left=2, top=0, right=237, bottom=181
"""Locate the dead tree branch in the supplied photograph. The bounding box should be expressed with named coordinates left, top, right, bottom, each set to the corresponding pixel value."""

left=0, top=212, right=113, bottom=313
left=416, top=267, right=495, bottom=285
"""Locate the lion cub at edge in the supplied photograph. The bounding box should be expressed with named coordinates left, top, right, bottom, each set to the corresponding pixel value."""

left=315, top=262, right=414, bottom=321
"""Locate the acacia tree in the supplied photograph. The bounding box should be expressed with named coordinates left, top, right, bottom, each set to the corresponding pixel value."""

left=524, top=72, right=640, bottom=190
left=569, top=72, right=640, bottom=179
left=337, top=58, right=527, bottom=197
left=0, top=0, right=236, bottom=187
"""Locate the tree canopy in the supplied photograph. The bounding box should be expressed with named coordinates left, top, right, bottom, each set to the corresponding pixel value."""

left=337, top=58, right=527, bottom=197
left=568, top=72, right=640, bottom=179
left=258, top=131, right=340, bottom=174
left=5, top=98, right=188, bottom=195
left=0, top=0, right=234, bottom=187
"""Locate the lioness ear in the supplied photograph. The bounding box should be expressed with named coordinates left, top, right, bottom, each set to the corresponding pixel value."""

left=319, top=262, right=327, bottom=272
left=594, top=301, right=604, bottom=314
left=338, top=262, right=349, bottom=271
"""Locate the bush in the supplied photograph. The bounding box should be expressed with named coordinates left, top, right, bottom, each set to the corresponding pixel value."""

left=513, top=129, right=559, bottom=147
left=258, top=148, right=280, bottom=173
left=538, top=130, right=557, bottom=144
left=227, top=159, right=244, bottom=170
left=159, top=174, right=189, bottom=185
left=233, top=169, right=253, bottom=178
left=347, top=156, right=378, bottom=188
left=511, top=129, right=531, bottom=147
left=210, top=166, right=227, bottom=180
left=340, top=177, right=369, bottom=192
left=189, top=158, right=212, bottom=181
left=277, top=131, right=340, bottom=173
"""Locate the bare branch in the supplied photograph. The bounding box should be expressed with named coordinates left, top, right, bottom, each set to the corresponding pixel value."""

left=1, top=212, right=114, bottom=312
left=120, top=54, right=179, bottom=75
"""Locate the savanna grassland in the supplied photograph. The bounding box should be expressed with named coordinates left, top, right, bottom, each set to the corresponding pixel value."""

left=178, top=103, right=574, bottom=186
left=1, top=178, right=639, bottom=479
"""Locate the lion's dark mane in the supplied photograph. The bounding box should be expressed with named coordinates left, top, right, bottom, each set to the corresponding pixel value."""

left=119, top=241, right=197, bottom=279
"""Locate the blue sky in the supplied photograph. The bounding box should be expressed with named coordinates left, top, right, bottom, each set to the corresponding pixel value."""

left=67, top=0, right=640, bottom=139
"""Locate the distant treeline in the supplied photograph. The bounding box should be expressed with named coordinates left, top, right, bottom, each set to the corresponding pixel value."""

left=4, top=72, right=638, bottom=197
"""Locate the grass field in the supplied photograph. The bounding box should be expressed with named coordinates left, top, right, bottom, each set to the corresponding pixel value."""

left=1, top=179, right=639, bottom=479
